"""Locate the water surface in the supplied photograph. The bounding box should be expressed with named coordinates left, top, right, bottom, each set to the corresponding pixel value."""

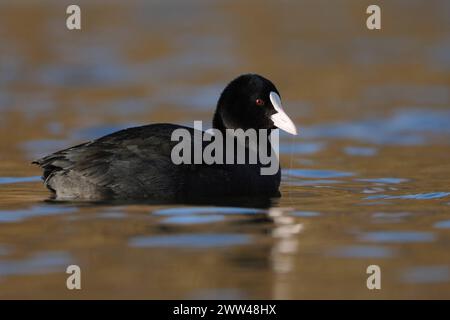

left=0, top=0, right=449, bottom=299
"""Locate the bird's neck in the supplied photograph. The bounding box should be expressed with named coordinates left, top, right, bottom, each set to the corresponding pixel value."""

left=212, top=110, right=227, bottom=134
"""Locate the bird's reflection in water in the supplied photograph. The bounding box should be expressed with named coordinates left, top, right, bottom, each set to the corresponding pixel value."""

left=43, top=194, right=277, bottom=210
left=268, top=208, right=303, bottom=299
left=42, top=194, right=304, bottom=299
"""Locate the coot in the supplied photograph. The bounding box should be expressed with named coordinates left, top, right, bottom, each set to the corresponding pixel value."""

left=33, top=74, right=298, bottom=201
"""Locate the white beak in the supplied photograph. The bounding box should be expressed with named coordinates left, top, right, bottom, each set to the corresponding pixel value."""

left=269, top=92, right=298, bottom=135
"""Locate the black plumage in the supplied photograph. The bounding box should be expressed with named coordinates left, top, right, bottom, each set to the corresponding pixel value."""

left=33, top=74, right=296, bottom=201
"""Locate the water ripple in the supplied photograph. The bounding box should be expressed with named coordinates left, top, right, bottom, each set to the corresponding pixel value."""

left=358, top=178, right=408, bottom=184
left=291, top=211, right=321, bottom=217
left=359, top=231, right=435, bottom=243
left=161, top=215, right=225, bottom=225
left=328, top=245, right=395, bottom=258
left=284, top=169, right=354, bottom=179
left=303, top=108, right=450, bottom=145
left=129, top=234, right=251, bottom=248
left=366, top=192, right=450, bottom=200
left=287, top=179, right=342, bottom=186
left=344, top=146, right=377, bottom=156
left=401, top=266, right=450, bottom=284
left=0, top=205, right=77, bottom=223
left=280, top=142, right=325, bottom=155
left=153, top=207, right=265, bottom=216
left=0, top=176, right=41, bottom=185
left=434, top=220, right=450, bottom=229
left=0, top=252, right=73, bottom=277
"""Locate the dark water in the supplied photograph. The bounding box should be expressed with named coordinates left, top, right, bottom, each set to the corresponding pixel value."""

left=0, top=0, right=450, bottom=298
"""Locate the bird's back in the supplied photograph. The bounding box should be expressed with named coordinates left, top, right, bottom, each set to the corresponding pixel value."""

left=33, top=123, right=280, bottom=201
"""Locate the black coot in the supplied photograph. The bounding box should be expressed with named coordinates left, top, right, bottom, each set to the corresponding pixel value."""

left=33, top=74, right=298, bottom=201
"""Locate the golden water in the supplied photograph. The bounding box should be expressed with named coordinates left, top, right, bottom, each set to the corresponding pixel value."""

left=0, top=1, right=449, bottom=299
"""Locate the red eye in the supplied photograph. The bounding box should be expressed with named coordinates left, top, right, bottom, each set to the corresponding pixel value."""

left=255, top=98, right=265, bottom=106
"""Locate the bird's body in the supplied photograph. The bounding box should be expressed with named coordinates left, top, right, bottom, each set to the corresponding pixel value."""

left=34, top=123, right=280, bottom=200
left=33, top=74, right=297, bottom=201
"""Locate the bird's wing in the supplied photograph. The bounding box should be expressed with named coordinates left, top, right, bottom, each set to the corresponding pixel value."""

left=32, top=124, right=184, bottom=198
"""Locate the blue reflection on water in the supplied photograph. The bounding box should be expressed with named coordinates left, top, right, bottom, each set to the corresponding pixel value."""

left=359, top=231, right=435, bottom=243
left=366, top=192, right=450, bottom=200
left=0, top=176, right=41, bottom=185
left=21, top=139, right=72, bottom=159
left=358, top=178, right=408, bottom=184
left=36, top=61, right=133, bottom=87
left=0, top=205, right=76, bottom=223
left=371, top=212, right=411, bottom=223
left=280, top=142, right=325, bottom=155
left=303, top=109, right=450, bottom=145
left=434, top=220, right=450, bottom=229
left=284, top=169, right=354, bottom=179
left=153, top=207, right=265, bottom=216
left=287, top=179, right=342, bottom=186
left=291, top=211, right=321, bottom=217
left=344, top=146, right=377, bottom=156
left=0, top=252, right=73, bottom=276
left=129, top=234, right=251, bottom=248
left=71, top=124, right=134, bottom=141
left=401, top=266, right=450, bottom=284
left=329, top=245, right=395, bottom=258
left=161, top=215, right=225, bottom=225
left=156, top=84, right=223, bottom=110
left=21, top=124, right=137, bottom=159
